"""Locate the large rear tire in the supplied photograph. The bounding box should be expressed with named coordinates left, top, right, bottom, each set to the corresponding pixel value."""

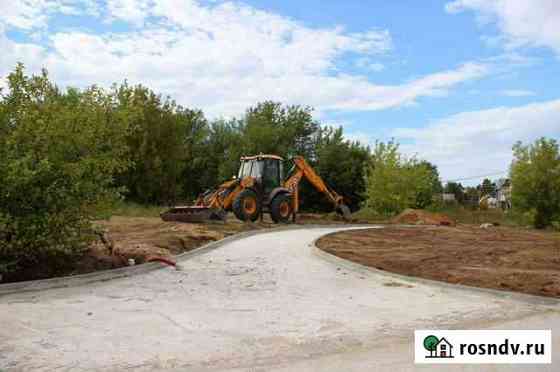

left=233, top=189, right=260, bottom=222
left=270, top=193, right=293, bottom=223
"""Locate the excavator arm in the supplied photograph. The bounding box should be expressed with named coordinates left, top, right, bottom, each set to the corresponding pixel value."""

left=283, top=156, right=352, bottom=220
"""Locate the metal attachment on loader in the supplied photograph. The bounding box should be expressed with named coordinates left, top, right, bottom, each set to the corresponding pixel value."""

left=160, top=206, right=226, bottom=223
left=336, top=204, right=352, bottom=221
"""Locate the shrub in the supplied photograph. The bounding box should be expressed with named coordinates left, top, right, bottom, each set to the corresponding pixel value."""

left=0, top=65, right=130, bottom=276
left=510, top=138, right=560, bottom=229
left=365, top=140, right=438, bottom=215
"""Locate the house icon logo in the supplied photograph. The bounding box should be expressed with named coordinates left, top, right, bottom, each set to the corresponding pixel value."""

left=423, top=335, right=454, bottom=358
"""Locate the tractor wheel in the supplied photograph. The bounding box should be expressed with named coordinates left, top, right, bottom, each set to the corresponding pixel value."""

left=233, top=189, right=260, bottom=222
left=270, top=193, right=293, bottom=223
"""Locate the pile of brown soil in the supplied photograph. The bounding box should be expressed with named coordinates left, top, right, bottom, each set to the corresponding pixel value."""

left=317, top=225, right=560, bottom=298
left=392, top=209, right=455, bottom=226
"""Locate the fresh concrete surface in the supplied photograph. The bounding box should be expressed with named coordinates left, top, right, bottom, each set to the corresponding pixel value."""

left=1, top=227, right=558, bottom=371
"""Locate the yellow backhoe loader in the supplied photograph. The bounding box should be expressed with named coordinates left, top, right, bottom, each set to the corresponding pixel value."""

left=161, top=154, right=352, bottom=223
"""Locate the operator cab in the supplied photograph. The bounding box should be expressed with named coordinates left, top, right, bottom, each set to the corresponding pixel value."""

left=238, top=155, right=284, bottom=193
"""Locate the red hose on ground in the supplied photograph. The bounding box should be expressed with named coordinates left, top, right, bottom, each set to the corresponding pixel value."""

left=146, top=256, right=177, bottom=267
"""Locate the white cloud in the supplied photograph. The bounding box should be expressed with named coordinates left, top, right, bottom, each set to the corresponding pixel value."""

left=500, top=89, right=535, bottom=97
left=0, top=0, right=100, bottom=30
left=446, top=0, right=560, bottom=55
left=393, top=99, right=560, bottom=183
left=106, top=0, right=152, bottom=26
left=355, top=58, right=385, bottom=72
left=344, top=131, right=376, bottom=147
left=0, top=0, right=50, bottom=30
left=0, top=0, right=489, bottom=118
left=0, top=25, right=46, bottom=75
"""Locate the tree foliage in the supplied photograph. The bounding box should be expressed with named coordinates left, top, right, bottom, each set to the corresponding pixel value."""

left=444, top=182, right=465, bottom=203
left=241, top=101, right=319, bottom=159
left=0, top=65, right=130, bottom=275
left=510, top=138, right=560, bottom=228
left=114, top=83, right=208, bottom=204
left=480, top=178, right=496, bottom=197
left=364, top=140, right=440, bottom=215
left=304, top=127, right=370, bottom=211
left=416, top=160, right=443, bottom=208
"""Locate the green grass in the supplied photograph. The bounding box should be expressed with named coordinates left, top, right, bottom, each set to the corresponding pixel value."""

left=351, top=208, right=391, bottom=223
left=354, top=205, right=533, bottom=227
left=110, top=201, right=166, bottom=218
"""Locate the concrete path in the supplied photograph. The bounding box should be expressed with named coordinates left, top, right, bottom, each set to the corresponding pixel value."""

left=1, top=227, right=558, bottom=371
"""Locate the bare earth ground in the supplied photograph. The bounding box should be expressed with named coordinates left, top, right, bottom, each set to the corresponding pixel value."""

left=2, top=212, right=347, bottom=283
left=317, top=225, right=560, bottom=298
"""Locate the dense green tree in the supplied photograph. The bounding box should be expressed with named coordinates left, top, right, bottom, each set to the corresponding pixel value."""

left=0, top=65, right=130, bottom=276
left=114, top=84, right=208, bottom=204
left=240, top=101, right=319, bottom=160
left=510, top=138, right=560, bottom=228
left=202, top=119, right=245, bottom=190
left=415, top=161, right=443, bottom=208
left=365, top=140, right=437, bottom=215
left=444, top=182, right=465, bottom=203
left=302, top=126, right=370, bottom=211
left=480, top=178, right=496, bottom=197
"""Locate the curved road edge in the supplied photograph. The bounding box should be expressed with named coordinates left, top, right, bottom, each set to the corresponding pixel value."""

left=0, top=223, right=371, bottom=296
left=312, top=229, right=560, bottom=307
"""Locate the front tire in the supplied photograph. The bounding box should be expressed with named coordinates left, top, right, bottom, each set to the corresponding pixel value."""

left=233, top=189, right=260, bottom=222
left=270, top=193, right=293, bottom=223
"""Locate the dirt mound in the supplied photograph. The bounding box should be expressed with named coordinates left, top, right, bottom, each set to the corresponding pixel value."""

left=392, top=209, right=455, bottom=226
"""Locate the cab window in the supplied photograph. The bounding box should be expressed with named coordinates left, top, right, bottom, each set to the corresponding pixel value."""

left=250, top=160, right=264, bottom=178
left=264, top=159, right=280, bottom=191
left=238, top=161, right=248, bottom=178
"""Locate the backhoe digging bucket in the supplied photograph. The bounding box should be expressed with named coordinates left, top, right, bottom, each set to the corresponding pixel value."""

left=336, top=204, right=352, bottom=221
left=160, top=206, right=226, bottom=223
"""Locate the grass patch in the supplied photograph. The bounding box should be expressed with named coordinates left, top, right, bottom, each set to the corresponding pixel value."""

left=354, top=205, right=534, bottom=228
left=110, top=201, right=166, bottom=218
left=351, top=208, right=391, bottom=223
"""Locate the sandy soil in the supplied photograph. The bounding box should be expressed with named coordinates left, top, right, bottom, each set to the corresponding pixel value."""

left=317, top=225, right=560, bottom=298
left=77, top=215, right=275, bottom=275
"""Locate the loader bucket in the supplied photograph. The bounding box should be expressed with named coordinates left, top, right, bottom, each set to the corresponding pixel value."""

left=160, top=206, right=226, bottom=223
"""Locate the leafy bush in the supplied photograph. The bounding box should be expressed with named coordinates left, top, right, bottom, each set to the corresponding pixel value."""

left=365, top=140, right=439, bottom=215
left=0, top=65, right=130, bottom=276
left=303, top=126, right=370, bottom=212
left=510, top=138, right=560, bottom=229
left=114, top=83, right=209, bottom=204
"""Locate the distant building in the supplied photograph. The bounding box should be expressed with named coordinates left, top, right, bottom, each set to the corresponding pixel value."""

left=496, top=179, right=512, bottom=209
left=442, top=193, right=456, bottom=203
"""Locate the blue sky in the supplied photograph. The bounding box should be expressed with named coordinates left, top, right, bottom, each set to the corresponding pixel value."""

left=1, top=0, right=559, bottom=184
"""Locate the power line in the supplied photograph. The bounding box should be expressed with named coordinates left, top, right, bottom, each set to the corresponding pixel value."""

left=443, top=170, right=508, bottom=183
